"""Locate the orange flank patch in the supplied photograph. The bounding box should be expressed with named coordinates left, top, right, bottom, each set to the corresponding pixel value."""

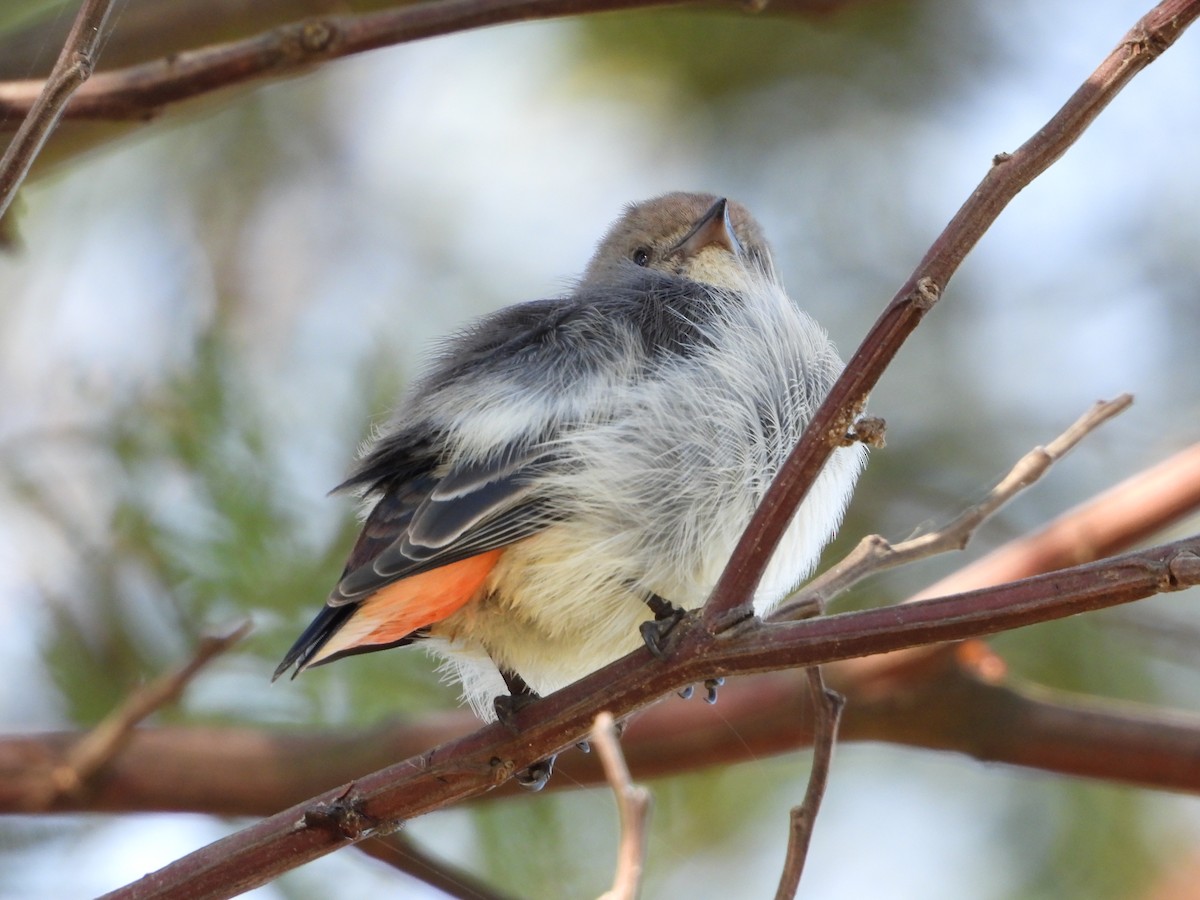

left=305, top=548, right=505, bottom=667
left=353, top=548, right=504, bottom=644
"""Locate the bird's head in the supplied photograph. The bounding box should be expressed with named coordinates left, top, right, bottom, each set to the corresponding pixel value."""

left=582, top=192, right=778, bottom=292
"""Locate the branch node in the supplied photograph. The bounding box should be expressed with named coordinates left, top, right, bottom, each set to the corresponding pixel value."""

left=1132, top=18, right=1173, bottom=58
left=707, top=605, right=758, bottom=638
left=303, top=787, right=390, bottom=841
left=992, top=151, right=1013, bottom=165
left=488, top=756, right=517, bottom=785
left=911, top=276, right=941, bottom=310
left=299, top=19, right=339, bottom=54
left=72, top=53, right=95, bottom=81
left=1167, top=551, right=1200, bottom=589
left=845, top=415, right=886, bottom=449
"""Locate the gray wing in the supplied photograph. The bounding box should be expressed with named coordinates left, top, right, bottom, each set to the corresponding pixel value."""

left=331, top=443, right=559, bottom=604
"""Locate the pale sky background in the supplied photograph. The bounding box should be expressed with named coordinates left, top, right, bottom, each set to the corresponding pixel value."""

left=2, top=0, right=1200, bottom=897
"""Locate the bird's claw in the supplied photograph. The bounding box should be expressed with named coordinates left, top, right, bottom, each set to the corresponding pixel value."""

left=516, top=755, right=555, bottom=791
left=704, top=677, right=724, bottom=704
left=678, top=677, right=724, bottom=703
left=640, top=594, right=687, bottom=660
left=493, top=691, right=538, bottom=732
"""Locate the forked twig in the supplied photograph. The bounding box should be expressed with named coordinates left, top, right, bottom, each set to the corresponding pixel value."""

left=773, top=395, right=1133, bottom=620
left=594, top=712, right=651, bottom=900
left=0, top=0, right=117, bottom=218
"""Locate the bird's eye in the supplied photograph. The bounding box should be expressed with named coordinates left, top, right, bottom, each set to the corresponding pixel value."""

left=632, top=248, right=650, bottom=267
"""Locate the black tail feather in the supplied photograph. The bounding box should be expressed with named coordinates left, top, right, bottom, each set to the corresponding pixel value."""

left=272, top=604, right=357, bottom=681
left=272, top=603, right=422, bottom=680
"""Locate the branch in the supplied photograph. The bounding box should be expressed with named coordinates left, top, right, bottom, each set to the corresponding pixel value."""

left=7, top=439, right=1197, bottom=816
left=99, top=535, right=1200, bottom=900
left=594, top=712, right=651, bottom=900
left=775, top=395, right=1133, bottom=619
left=700, top=0, right=1200, bottom=631
left=0, top=0, right=710, bottom=123
left=0, top=0, right=117, bottom=218
left=774, top=668, right=843, bottom=900
left=10, top=634, right=1200, bottom=820
left=839, top=436, right=1200, bottom=687
left=67, top=2, right=1200, bottom=893
left=912, top=439, right=1200, bottom=601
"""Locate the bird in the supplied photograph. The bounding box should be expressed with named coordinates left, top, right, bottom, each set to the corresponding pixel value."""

left=274, top=192, right=866, bottom=787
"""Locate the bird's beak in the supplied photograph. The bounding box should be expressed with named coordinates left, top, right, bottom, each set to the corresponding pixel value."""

left=668, top=198, right=743, bottom=261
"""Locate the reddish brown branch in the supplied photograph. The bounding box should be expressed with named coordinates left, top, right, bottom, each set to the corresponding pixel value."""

left=0, top=0, right=709, bottom=123
left=2, top=0, right=884, bottom=81
left=701, top=0, right=1200, bottom=630
left=5, top=441, right=1198, bottom=819
left=8, top=640, right=1200, bottom=822
left=99, top=536, right=1200, bottom=900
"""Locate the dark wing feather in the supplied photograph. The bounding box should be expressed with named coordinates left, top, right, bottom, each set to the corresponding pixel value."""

left=274, top=445, right=556, bottom=677
left=332, top=446, right=559, bottom=602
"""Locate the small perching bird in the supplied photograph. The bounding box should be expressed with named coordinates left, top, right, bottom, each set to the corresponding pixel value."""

left=276, top=192, right=866, bottom=786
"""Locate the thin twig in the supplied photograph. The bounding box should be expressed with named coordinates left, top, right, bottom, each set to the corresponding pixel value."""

left=46, top=620, right=251, bottom=805
left=358, top=833, right=516, bottom=900
left=701, top=0, right=1200, bottom=633
left=837, top=437, right=1200, bottom=688
left=773, top=395, right=1133, bottom=620
left=594, top=712, right=651, bottom=900
left=910, top=439, right=1200, bottom=601
left=0, top=0, right=117, bottom=218
left=774, top=667, right=843, bottom=900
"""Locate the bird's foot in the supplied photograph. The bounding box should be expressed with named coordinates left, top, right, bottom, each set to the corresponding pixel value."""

left=640, top=593, right=688, bottom=660
left=678, top=676, right=724, bottom=703
left=493, top=689, right=540, bottom=732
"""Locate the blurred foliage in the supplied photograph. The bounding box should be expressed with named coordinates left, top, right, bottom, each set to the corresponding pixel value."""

left=23, top=323, right=357, bottom=722
left=1, top=0, right=1197, bottom=898
left=1005, top=780, right=1164, bottom=900
left=0, top=0, right=69, bottom=36
left=578, top=1, right=960, bottom=106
